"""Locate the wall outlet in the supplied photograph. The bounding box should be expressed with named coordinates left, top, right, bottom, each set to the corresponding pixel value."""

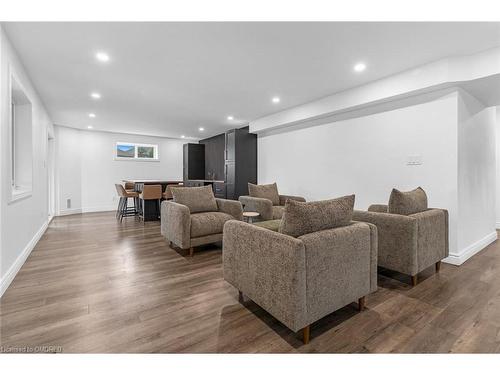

left=406, top=155, right=423, bottom=166
left=66, top=198, right=71, bottom=209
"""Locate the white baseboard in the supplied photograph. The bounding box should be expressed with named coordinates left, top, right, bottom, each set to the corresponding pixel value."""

left=57, top=206, right=116, bottom=216
left=58, top=208, right=82, bottom=216
left=0, top=220, right=49, bottom=298
left=82, top=205, right=117, bottom=213
left=443, top=231, right=498, bottom=266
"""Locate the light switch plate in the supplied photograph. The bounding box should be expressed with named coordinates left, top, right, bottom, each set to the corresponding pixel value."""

left=407, top=155, right=423, bottom=165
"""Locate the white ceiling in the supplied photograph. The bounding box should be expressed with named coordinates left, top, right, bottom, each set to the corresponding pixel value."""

left=4, top=22, right=500, bottom=139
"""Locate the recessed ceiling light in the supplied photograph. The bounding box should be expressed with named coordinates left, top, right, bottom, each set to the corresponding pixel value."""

left=87, top=125, right=93, bottom=129
left=354, top=62, right=367, bottom=72
left=227, top=116, right=234, bottom=121
left=88, top=113, right=96, bottom=118
left=199, top=127, right=205, bottom=132
left=181, top=135, right=185, bottom=138
left=95, top=52, right=110, bottom=62
left=90, top=92, right=101, bottom=99
left=272, top=97, right=280, bottom=103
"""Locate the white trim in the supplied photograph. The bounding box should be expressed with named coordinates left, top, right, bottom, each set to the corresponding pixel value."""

left=9, top=187, right=33, bottom=203
left=56, top=204, right=129, bottom=215
left=82, top=205, right=117, bottom=213
left=58, top=208, right=82, bottom=216
left=113, top=157, right=160, bottom=163
left=0, top=220, right=49, bottom=298
left=495, top=222, right=500, bottom=229
left=443, top=231, right=497, bottom=266
left=57, top=205, right=119, bottom=215
left=8, top=67, right=35, bottom=204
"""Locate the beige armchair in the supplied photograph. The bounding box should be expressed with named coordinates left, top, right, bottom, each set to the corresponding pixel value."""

left=239, top=182, right=305, bottom=220
left=352, top=188, right=449, bottom=286
left=223, top=196, right=378, bottom=344
left=161, top=185, right=243, bottom=256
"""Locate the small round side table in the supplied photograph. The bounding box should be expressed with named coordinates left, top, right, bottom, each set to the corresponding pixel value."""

left=243, top=211, right=260, bottom=224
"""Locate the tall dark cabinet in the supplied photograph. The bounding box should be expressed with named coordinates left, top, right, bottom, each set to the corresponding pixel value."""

left=224, top=127, right=257, bottom=200
left=183, top=143, right=205, bottom=181
left=183, top=127, right=257, bottom=200
left=199, top=134, right=225, bottom=180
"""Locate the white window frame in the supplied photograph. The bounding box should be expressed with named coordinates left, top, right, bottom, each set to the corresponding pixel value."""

left=9, top=68, right=34, bottom=203
left=115, top=142, right=159, bottom=162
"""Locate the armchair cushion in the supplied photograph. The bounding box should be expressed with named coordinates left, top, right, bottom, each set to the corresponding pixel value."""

left=248, top=182, right=280, bottom=206
left=216, top=198, right=243, bottom=221
left=253, top=219, right=281, bottom=232
left=171, top=185, right=218, bottom=213
left=272, top=206, right=285, bottom=219
left=279, top=195, right=355, bottom=238
left=388, top=187, right=428, bottom=215
left=190, top=211, right=234, bottom=238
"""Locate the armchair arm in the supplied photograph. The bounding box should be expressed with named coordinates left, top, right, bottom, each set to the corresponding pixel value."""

left=238, top=195, right=273, bottom=220
left=161, top=200, right=191, bottom=249
left=216, top=198, right=243, bottom=221
left=368, top=204, right=388, bottom=213
left=279, top=194, right=306, bottom=206
left=352, top=210, right=418, bottom=275
left=223, top=220, right=307, bottom=332
left=410, top=208, right=449, bottom=271
left=298, top=222, right=377, bottom=324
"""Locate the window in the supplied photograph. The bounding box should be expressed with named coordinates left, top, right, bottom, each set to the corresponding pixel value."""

left=115, top=142, right=159, bottom=161
left=9, top=72, right=33, bottom=202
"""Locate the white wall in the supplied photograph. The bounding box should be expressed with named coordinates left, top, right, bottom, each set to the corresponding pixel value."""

left=258, top=88, right=499, bottom=265
left=258, top=92, right=460, bottom=254
left=456, top=90, right=497, bottom=262
left=0, top=27, right=54, bottom=296
left=55, top=126, right=184, bottom=215
left=55, top=125, right=82, bottom=215
left=496, top=106, right=500, bottom=228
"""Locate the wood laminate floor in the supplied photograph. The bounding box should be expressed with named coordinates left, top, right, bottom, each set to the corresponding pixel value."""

left=1, top=212, right=500, bottom=353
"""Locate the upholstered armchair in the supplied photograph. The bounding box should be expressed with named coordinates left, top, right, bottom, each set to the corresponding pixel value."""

left=352, top=187, right=449, bottom=286
left=161, top=185, right=243, bottom=256
left=223, top=195, right=378, bottom=344
left=239, top=182, right=306, bottom=220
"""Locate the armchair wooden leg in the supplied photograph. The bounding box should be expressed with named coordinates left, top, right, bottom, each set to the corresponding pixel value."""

left=189, top=247, right=194, bottom=257
left=435, top=261, right=441, bottom=272
left=411, top=275, right=418, bottom=286
left=302, top=326, right=310, bottom=344
left=358, top=296, right=366, bottom=311
left=238, top=291, right=244, bottom=303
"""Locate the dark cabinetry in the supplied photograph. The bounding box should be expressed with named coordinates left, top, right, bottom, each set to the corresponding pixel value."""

left=183, top=127, right=256, bottom=200
left=183, top=144, right=205, bottom=181
left=200, top=134, right=225, bottom=180
left=224, top=127, right=257, bottom=200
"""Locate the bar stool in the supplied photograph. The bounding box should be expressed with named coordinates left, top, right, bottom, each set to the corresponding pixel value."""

left=114, top=184, right=139, bottom=222
left=139, top=184, right=163, bottom=222
left=124, top=181, right=135, bottom=193
left=162, top=183, right=182, bottom=200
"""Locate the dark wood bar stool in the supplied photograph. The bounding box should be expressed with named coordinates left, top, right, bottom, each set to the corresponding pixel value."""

left=114, top=184, right=139, bottom=222
left=139, top=184, right=163, bottom=222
